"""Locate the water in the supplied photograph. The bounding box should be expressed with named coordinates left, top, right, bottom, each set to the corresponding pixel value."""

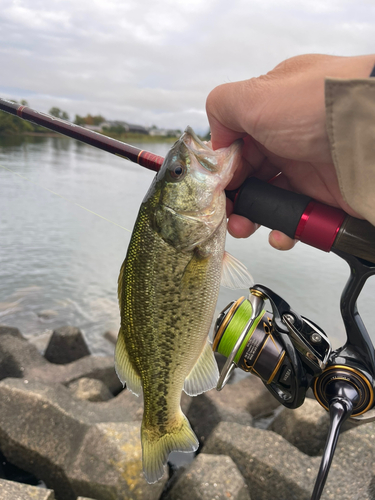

left=0, top=135, right=374, bottom=356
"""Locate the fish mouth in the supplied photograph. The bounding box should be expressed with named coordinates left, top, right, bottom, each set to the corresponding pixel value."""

left=183, top=126, right=210, bottom=150
left=181, top=126, right=243, bottom=180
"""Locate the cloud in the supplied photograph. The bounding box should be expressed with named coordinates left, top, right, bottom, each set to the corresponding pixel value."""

left=0, top=0, right=373, bottom=133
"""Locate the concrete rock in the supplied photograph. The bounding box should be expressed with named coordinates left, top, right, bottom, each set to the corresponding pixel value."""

left=187, top=375, right=279, bottom=444
left=187, top=385, right=253, bottom=445
left=28, top=331, right=54, bottom=355
left=0, top=331, right=122, bottom=393
left=0, top=478, right=55, bottom=499
left=269, top=398, right=330, bottom=455
left=68, top=377, right=113, bottom=402
left=166, top=453, right=251, bottom=500
left=204, top=420, right=375, bottom=500
left=0, top=379, right=165, bottom=500
left=37, top=309, right=59, bottom=320
left=269, top=398, right=357, bottom=456
left=0, top=325, right=23, bottom=338
left=0, top=331, right=45, bottom=379
left=29, top=355, right=122, bottom=394
left=44, top=326, right=90, bottom=364
left=103, top=330, right=117, bottom=345
left=204, top=421, right=317, bottom=500
left=322, top=422, right=375, bottom=500
left=69, top=422, right=165, bottom=500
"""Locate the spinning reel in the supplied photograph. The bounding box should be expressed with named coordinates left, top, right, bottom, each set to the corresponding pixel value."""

left=213, top=250, right=375, bottom=500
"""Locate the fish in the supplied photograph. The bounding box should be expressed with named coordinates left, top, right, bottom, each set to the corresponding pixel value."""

left=115, top=126, right=253, bottom=483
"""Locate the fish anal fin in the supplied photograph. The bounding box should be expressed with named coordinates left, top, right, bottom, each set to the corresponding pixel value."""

left=142, top=412, right=198, bottom=484
left=183, top=340, right=219, bottom=396
left=114, top=329, right=142, bottom=396
left=221, top=251, right=254, bottom=289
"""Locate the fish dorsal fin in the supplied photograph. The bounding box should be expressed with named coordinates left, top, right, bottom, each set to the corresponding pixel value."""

left=221, top=251, right=254, bottom=289
left=183, top=340, right=219, bottom=396
left=115, top=329, right=142, bottom=396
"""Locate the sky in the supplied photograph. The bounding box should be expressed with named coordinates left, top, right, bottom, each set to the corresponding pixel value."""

left=0, top=0, right=374, bottom=134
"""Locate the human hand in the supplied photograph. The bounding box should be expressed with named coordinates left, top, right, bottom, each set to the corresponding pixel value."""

left=206, top=54, right=375, bottom=250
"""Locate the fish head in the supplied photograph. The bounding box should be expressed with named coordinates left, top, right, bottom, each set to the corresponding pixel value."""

left=150, top=126, right=242, bottom=251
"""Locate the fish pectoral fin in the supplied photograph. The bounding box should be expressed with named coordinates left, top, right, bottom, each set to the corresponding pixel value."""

left=114, top=329, right=142, bottom=396
left=221, top=251, right=254, bottom=289
left=183, top=340, right=219, bottom=396
left=142, top=412, right=198, bottom=484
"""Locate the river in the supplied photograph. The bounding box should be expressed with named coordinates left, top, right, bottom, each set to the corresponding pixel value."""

left=0, top=135, right=374, bottom=356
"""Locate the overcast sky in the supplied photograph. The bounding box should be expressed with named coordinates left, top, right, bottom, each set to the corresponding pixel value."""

left=0, top=0, right=373, bottom=133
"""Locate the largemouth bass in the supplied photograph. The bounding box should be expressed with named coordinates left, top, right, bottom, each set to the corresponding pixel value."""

left=115, top=127, right=253, bottom=483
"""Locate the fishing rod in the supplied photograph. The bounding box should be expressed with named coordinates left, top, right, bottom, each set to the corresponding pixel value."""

left=2, top=97, right=375, bottom=500
left=1, top=97, right=374, bottom=264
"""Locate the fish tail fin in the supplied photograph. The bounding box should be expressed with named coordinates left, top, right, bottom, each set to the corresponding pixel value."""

left=141, top=412, right=199, bottom=483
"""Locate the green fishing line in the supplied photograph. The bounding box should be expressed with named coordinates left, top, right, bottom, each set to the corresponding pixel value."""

left=218, top=299, right=265, bottom=364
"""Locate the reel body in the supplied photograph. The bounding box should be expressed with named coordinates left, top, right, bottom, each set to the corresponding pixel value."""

left=213, top=251, right=375, bottom=500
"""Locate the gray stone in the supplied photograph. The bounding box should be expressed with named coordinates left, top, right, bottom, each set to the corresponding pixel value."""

left=77, top=497, right=97, bottom=500
left=0, top=478, right=55, bottom=499
left=0, top=378, right=144, bottom=426
left=187, top=375, right=279, bottom=444
left=236, top=375, right=282, bottom=417
left=0, top=325, right=23, bottom=338
left=103, top=330, right=117, bottom=345
left=269, top=398, right=330, bottom=455
left=69, top=422, right=165, bottom=500
left=0, top=331, right=122, bottom=393
left=37, top=355, right=121, bottom=393
left=28, top=331, right=54, bottom=355
left=269, top=398, right=358, bottom=456
left=187, top=386, right=253, bottom=445
left=204, top=421, right=318, bottom=500
left=68, top=377, right=113, bottom=402
left=0, top=331, right=43, bottom=379
left=203, top=420, right=375, bottom=500
left=0, top=379, right=165, bottom=500
left=322, top=422, right=375, bottom=500
left=44, top=326, right=90, bottom=364
left=166, top=453, right=251, bottom=500
left=37, top=310, right=59, bottom=320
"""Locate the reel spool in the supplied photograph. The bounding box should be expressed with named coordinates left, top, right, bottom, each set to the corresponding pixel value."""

left=213, top=296, right=287, bottom=388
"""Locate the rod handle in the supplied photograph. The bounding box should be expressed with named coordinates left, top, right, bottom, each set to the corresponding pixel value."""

left=228, top=177, right=375, bottom=263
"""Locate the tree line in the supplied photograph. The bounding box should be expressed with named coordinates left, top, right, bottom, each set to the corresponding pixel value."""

left=0, top=101, right=106, bottom=135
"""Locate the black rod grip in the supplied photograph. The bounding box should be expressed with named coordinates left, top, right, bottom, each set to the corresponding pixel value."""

left=230, top=178, right=312, bottom=239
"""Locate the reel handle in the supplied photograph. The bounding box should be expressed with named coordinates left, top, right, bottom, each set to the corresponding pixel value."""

left=311, top=380, right=359, bottom=500
left=227, top=178, right=375, bottom=264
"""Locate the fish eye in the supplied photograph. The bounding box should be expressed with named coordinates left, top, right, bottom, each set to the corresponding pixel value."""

left=169, top=163, right=186, bottom=181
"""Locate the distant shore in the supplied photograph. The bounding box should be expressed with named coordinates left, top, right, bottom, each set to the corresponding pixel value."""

left=0, top=130, right=180, bottom=142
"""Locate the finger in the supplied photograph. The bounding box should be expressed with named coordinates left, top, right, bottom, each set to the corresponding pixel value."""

left=227, top=214, right=259, bottom=238
left=206, top=81, right=258, bottom=149
left=226, top=197, right=234, bottom=217
left=268, top=230, right=297, bottom=250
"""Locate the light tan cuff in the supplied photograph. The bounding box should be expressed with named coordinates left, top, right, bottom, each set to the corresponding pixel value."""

left=325, top=77, right=375, bottom=226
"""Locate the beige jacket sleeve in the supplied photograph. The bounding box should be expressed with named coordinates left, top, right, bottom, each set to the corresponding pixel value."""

left=325, top=78, right=375, bottom=226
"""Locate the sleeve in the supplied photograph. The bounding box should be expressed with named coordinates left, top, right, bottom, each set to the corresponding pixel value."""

left=325, top=77, right=375, bottom=226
